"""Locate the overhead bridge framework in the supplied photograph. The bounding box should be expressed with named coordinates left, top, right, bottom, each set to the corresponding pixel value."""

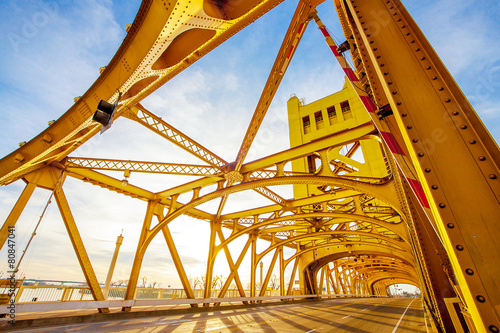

left=1, top=0, right=499, bottom=332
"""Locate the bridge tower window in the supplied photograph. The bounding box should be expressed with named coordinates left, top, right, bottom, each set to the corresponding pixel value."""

left=303, top=115, right=311, bottom=134
left=341, top=100, right=352, bottom=120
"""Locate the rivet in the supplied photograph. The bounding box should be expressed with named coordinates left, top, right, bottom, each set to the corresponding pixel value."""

left=438, top=87, right=444, bottom=91
left=415, top=48, right=420, bottom=52
left=438, top=203, right=446, bottom=208
left=465, top=268, right=474, bottom=275
left=410, top=39, right=415, bottom=43
left=460, top=125, right=467, bottom=129
left=402, top=113, right=407, bottom=117
left=445, top=98, right=451, bottom=103
left=425, top=168, right=431, bottom=173
left=358, top=16, right=363, bottom=19
left=361, top=21, right=365, bottom=24
left=456, top=245, right=464, bottom=251
left=476, top=295, right=486, bottom=303
left=377, top=55, right=381, bottom=59
left=426, top=66, right=431, bottom=70
left=489, top=325, right=499, bottom=333
left=384, top=72, right=389, bottom=75
left=373, top=48, right=378, bottom=51
left=421, top=57, right=426, bottom=60
left=478, top=156, right=486, bottom=161
left=388, top=81, right=393, bottom=85
left=431, top=185, right=438, bottom=190
left=402, top=25, right=406, bottom=28
left=407, top=125, right=412, bottom=129
left=432, top=77, right=438, bottom=80
left=489, top=174, right=497, bottom=179
left=412, top=139, right=418, bottom=143
left=397, top=18, right=402, bottom=22
left=469, top=140, right=476, bottom=144
left=392, top=91, right=397, bottom=95
left=418, top=152, right=424, bottom=157
left=397, top=102, right=402, bottom=106
left=366, top=33, right=370, bottom=36
left=447, top=223, right=454, bottom=229
left=380, top=63, right=385, bottom=66
left=452, top=111, right=459, bottom=115
left=405, top=32, right=409, bottom=35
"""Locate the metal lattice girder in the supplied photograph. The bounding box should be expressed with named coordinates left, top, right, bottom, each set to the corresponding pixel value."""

left=123, top=105, right=227, bottom=168
left=234, top=0, right=322, bottom=171
left=65, top=165, right=214, bottom=221
left=65, top=157, right=221, bottom=176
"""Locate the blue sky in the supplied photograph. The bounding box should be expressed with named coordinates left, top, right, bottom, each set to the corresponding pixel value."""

left=0, top=0, right=498, bottom=289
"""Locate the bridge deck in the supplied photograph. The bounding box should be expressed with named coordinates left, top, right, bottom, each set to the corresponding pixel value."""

left=2, top=298, right=427, bottom=332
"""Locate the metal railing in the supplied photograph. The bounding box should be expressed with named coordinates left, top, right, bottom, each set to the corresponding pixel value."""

left=1, top=284, right=283, bottom=304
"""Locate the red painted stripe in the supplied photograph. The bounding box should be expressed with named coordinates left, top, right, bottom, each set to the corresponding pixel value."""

left=329, top=45, right=340, bottom=57
left=287, top=45, right=294, bottom=59
left=359, top=95, right=377, bottom=113
left=344, top=68, right=359, bottom=82
left=297, top=23, right=304, bottom=35
left=380, top=131, right=405, bottom=156
left=319, top=27, right=329, bottom=38
left=407, top=178, right=430, bottom=208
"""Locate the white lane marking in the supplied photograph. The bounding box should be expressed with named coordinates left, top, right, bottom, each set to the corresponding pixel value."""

left=341, top=315, right=351, bottom=319
left=391, top=299, right=416, bottom=333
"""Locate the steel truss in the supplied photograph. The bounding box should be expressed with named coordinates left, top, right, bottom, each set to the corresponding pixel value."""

left=0, top=0, right=498, bottom=332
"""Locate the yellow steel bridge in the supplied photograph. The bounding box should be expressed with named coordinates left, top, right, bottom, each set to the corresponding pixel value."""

left=0, top=0, right=499, bottom=332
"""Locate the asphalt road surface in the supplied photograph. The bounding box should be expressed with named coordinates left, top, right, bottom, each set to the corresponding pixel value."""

left=10, top=297, right=426, bottom=332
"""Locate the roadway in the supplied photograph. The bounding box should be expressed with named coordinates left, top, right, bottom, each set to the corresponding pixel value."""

left=6, top=297, right=426, bottom=332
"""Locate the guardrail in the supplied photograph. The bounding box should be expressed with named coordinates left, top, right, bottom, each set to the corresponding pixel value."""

left=0, top=285, right=283, bottom=303
left=0, top=293, right=387, bottom=315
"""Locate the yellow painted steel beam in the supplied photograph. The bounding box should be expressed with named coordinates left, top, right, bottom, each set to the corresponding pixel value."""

left=124, top=106, right=227, bottom=168
left=66, top=157, right=221, bottom=176
left=233, top=0, right=322, bottom=171
left=0, top=181, right=36, bottom=250
left=160, top=220, right=196, bottom=301
left=217, top=235, right=252, bottom=299
left=341, top=0, right=500, bottom=330
left=65, top=165, right=156, bottom=201
left=215, top=228, right=247, bottom=299
left=53, top=182, right=108, bottom=313
left=123, top=200, right=156, bottom=310
left=203, top=220, right=218, bottom=301
left=259, top=247, right=280, bottom=297
left=0, top=0, right=292, bottom=186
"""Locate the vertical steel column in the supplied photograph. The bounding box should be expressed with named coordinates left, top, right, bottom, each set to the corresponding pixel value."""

left=250, top=234, right=257, bottom=298
left=286, top=258, right=299, bottom=296
left=203, top=220, right=218, bottom=302
left=279, top=247, right=285, bottom=296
